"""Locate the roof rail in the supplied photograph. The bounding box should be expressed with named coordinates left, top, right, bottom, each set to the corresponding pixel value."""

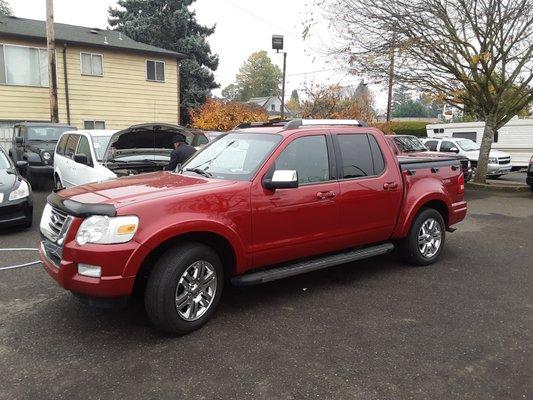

left=284, top=119, right=363, bottom=130
left=234, top=118, right=365, bottom=131
left=234, top=119, right=291, bottom=130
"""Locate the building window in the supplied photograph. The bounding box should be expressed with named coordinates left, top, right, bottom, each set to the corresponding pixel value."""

left=0, top=44, right=48, bottom=86
left=271, top=104, right=276, bottom=111
left=80, top=52, right=103, bottom=76
left=84, top=120, right=106, bottom=130
left=146, top=60, right=165, bottom=82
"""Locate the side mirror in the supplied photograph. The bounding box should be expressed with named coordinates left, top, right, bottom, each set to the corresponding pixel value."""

left=16, top=160, right=28, bottom=169
left=263, top=170, right=298, bottom=190
left=15, top=136, right=23, bottom=144
left=74, top=153, right=90, bottom=166
left=450, top=147, right=459, bottom=153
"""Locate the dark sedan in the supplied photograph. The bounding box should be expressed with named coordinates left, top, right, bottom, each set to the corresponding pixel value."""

left=0, top=147, right=33, bottom=228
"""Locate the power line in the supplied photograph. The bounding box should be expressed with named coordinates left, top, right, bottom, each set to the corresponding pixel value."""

left=221, top=0, right=299, bottom=37
left=286, top=68, right=343, bottom=77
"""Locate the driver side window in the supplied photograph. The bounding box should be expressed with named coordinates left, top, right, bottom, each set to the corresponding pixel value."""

left=440, top=140, right=455, bottom=152
left=274, top=135, right=330, bottom=184
left=76, top=136, right=93, bottom=165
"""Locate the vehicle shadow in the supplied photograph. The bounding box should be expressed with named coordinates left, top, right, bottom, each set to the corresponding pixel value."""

left=5, top=253, right=407, bottom=344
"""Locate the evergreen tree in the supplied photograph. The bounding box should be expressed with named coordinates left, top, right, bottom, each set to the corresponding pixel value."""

left=0, top=0, right=12, bottom=15
left=108, top=0, right=219, bottom=124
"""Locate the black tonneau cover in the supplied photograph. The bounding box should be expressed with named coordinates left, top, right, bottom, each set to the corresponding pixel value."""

left=397, top=156, right=461, bottom=170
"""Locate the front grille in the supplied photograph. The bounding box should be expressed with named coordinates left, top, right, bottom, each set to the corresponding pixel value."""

left=498, top=157, right=511, bottom=165
left=40, top=204, right=72, bottom=244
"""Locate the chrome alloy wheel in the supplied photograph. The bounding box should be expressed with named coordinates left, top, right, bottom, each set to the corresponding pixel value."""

left=175, top=260, right=217, bottom=321
left=417, top=218, right=442, bottom=258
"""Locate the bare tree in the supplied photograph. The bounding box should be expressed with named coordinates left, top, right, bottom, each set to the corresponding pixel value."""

left=320, top=0, right=533, bottom=183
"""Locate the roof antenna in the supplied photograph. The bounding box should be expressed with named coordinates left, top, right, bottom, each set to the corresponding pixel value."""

left=118, top=32, right=123, bottom=40
left=104, top=36, right=108, bottom=44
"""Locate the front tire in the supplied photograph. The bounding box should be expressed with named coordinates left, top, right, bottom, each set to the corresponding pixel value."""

left=401, top=208, right=446, bottom=266
left=145, top=242, right=224, bottom=334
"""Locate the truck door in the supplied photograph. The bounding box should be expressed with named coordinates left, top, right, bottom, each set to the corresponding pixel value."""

left=333, top=132, right=403, bottom=247
left=251, top=133, right=341, bottom=268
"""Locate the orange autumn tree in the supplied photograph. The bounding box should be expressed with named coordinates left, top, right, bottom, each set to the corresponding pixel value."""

left=190, top=99, right=268, bottom=131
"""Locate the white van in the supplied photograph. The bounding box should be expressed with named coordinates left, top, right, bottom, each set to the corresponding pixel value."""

left=426, top=117, right=533, bottom=168
left=54, top=123, right=193, bottom=189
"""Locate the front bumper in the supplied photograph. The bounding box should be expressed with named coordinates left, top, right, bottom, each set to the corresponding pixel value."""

left=28, top=165, right=54, bottom=176
left=486, top=163, right=512, bottom=176
left=0, top=197, right=33, bottom=227
left=39, top=238, right=141, bottom=298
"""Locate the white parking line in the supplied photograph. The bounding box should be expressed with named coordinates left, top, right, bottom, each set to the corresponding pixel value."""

left=0, top=248, right=41, bottom=271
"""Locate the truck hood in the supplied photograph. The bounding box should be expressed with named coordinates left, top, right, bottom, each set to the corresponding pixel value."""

left=464, top=149, right=509, bottom=160
left=0, top=169, right=18, bottom=193
left=27, top=141, right=57, bottom=154
left=57, top=172, right=238, bottom=208
left=103, top=123, right=188, bottom=162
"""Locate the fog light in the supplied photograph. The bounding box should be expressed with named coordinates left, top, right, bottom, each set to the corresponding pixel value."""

left=78, top=264, right=102, bottom=278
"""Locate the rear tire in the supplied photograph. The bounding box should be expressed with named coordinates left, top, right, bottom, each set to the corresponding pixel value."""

left=400, top=208, right=446, bottom=266
left=145, top=242, right=224, bottom=334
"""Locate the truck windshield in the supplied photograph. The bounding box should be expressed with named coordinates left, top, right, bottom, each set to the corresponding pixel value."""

left=394, top=136, right=427, bottom=152
left=456, top=139, right=480, bottom=151
left=27, top=127, right=72, bottom=141
left=182, top=133, right=282, bottom=180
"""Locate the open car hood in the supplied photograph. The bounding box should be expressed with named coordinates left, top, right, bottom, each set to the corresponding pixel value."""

left=103, top=123, right=190, bottom=162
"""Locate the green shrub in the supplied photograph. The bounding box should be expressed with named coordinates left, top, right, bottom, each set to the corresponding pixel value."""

left=372, top=121, right=429, bottom=137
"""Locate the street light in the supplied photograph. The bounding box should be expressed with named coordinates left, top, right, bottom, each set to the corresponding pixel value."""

left=272, top=34, right=287, bottom=119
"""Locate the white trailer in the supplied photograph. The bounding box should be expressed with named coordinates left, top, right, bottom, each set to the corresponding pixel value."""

left=426, top=117, right=533, bottom=168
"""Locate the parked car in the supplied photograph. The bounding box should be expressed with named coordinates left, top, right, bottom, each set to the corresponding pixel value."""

left=54, top=123, right=196, bottom=189
left=9, top=122, right=76, bottom=188
left=39, top=119, right=467, bottom=334
left=527, top=155, right=533, bottom=192
left=421, top=137, right=512, bottom=178
left=386, top=135, right=472, bottom=181
left=0, top=147, right=32, bottom=228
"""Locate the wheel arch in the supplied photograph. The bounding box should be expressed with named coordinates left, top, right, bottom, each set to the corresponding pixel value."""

left=394, top=194, right=450, bottom=238
left=131, top=231, right=239, bottom=298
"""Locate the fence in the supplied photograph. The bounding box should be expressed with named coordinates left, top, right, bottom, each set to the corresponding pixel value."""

left=0, top=123, right=13, bottom=152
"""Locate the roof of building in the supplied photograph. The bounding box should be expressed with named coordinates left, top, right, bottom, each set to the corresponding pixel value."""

left=247, top=97, right=276, bottom=107
left=0, top=15, right=185, bottom=59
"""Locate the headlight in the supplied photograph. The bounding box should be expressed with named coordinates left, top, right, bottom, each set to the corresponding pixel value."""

left=76, top=215, right=139, bottom=245
left=42, top=151, right=51, bottom=160
left=488, top=157, right=498, bottom=164
left=9, top=180, right=30, bottom=201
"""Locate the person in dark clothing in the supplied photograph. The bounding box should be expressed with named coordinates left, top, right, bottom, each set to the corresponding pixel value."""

left=168, top=133, right=196, bottom=171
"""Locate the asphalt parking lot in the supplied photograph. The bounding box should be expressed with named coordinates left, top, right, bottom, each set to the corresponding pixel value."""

left=0, top=182, right=531, bottom=400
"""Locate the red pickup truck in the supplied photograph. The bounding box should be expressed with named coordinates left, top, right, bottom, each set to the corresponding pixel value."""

left=39, top=120, right=467, bottom=334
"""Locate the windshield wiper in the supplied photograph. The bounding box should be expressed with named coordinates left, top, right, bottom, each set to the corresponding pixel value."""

left=183, top=167, right=212, bottom=178
left=194, top=140, right=236, bottom=171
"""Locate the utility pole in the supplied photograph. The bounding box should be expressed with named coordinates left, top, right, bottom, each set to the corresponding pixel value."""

left=385, top=33, right=396, bottom=122
left=46, top=0, right=59, bottom=123
left=280, top=52, right=287, bottom=120
left=272, top=34, right=287, bottom=120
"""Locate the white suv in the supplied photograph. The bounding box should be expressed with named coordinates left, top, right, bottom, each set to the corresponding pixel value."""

left=421, top=138, right=512, bottom=178
left=54, top=130, right=117, bottom=189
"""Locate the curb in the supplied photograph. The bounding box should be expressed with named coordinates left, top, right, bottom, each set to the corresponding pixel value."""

left=466, top=181, right=531, bottom=193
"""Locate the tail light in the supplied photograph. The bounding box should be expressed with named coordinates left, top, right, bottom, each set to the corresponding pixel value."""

left=457, top=173, right=465, bottom=194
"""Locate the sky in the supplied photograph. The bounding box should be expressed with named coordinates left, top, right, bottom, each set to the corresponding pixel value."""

left=9, top=0, right=388, bottom=111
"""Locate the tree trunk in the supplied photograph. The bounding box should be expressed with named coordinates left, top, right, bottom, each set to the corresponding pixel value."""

left=473, top=115, right=497, bottom=183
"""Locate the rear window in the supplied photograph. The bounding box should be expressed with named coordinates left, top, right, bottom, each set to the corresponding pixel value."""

left=424, top=140, right=438, bottom=151
left=336, top=134, right=375, bottom=178
left=65, top=135, right=80, bottom=158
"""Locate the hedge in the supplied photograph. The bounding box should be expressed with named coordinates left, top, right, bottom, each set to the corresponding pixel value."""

left=372, top=121, right=429, bottom=137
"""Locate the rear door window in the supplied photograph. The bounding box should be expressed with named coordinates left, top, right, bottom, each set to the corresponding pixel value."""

left=336, top=134, right=374, bottom=178
left=64, top=135, right=80, bottom=159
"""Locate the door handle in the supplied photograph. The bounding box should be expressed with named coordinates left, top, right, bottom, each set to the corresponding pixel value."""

left=383, top=182, right=398, bottom=190
left=325, top=191, right=336, bottom=198
left=316, top=192, right=327, bottom=199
